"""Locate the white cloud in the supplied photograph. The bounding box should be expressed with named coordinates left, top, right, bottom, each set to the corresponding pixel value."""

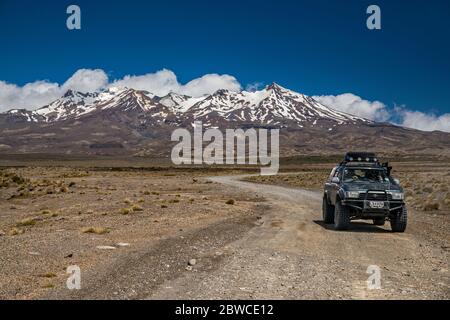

left=180, top=73, right=241, bottom=97
left=110, top=69, right=241, bottom=97
left=110, top=69, right=180, bottom=95
left=397, top=109, right=450, bottom=132
left=0, top=68, right=241, bottom=112
left=0, top=69, right=108, bottom=112
left=62, top=68, right=108, bottom=93
left=313, top=93, right=389, bottom=122
left=0, top=80, right=61, bottom=111
left=245, top=82, right=265, bottom=92
left=313, top=93, right=450, bottom=132
left=1, top=70, right=448, bottom=133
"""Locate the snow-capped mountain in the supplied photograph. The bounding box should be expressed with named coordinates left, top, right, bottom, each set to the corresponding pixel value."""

left=185, top=83, right=369, bottom=127
left=33, top=90, right=99, bottom=122
left=1, top=83, right=449, bottom=156
left=1, top=83, right=370, bottom=129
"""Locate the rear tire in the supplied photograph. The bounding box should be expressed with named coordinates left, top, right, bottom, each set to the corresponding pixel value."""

left=334, top=201, right=350, bottom=230
left=322, top=196, right=334, bottom=224
left=373, top=218, right=385, bottom=226
left=390, top=206, right=407, bottom=232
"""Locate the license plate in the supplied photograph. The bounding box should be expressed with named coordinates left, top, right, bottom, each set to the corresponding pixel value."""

left=369, top=201, right=385, bottom=209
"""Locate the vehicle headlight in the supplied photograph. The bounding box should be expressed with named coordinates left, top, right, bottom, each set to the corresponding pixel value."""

left=389, top=191, right=404, bottom=200
left=346, top=191, right=360, bottom=199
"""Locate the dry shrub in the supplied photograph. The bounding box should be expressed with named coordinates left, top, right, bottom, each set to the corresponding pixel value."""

left=8, top=227, right=24, bottom=236
left=81, top=227, right=109, bottom=234
left=16, top=218, right=36, bottom=227
left=120, top=208, right=132, bottom=215
left=422, top=201, right=440, bottom=211
left=39, top=272, right=57, bottom=278
left=131, top=204, right=143, bottom=212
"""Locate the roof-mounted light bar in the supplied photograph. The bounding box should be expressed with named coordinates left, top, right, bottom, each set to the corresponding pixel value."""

left=344, top=152, right=378, bottom=163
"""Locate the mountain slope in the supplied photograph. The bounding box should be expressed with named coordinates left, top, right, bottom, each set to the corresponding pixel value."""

left=0, top=83, right=449, bottom=156
left=2, top=83, right=370, bottom=128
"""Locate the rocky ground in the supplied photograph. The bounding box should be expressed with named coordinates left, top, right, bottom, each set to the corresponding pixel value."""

left=149, top=175, right=449, bottom=300
left=0, top=167, right=261, bottom=299
left=0, top=162, right=448, bottom=300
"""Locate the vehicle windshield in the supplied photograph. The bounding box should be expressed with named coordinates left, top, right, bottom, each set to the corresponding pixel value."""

left=343, top=168, right=389, bottom=183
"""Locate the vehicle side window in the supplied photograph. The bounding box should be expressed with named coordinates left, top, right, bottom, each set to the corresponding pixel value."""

left=336, top=168, right=343, bottom=180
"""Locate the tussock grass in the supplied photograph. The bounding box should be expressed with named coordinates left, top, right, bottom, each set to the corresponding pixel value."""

left=423, top=201, right=440, bottom=211
left=81, top=227, right=109, bottom=234
left=120, top=208, right=132, bottom=215
left=16, top=218, right=36, bottom=227
left=131, top=204, right=143, bottom=212
left=225, top=199, right=235, bottom=205
left=39, top=272, right=57, bottom=278
left=8, top=227, right=24, bottom=236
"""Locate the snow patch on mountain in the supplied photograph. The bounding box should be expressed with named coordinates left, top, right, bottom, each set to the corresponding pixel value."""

left=2, top=83, right=372, bottom=127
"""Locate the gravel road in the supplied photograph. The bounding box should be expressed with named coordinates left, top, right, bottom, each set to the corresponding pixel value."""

left=149, top=175, right=449, bottom=299
left=44, top=174, right=448, bottom=299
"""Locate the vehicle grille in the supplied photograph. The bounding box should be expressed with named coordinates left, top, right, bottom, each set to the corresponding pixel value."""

left=359, top=192, right=391, bottom=201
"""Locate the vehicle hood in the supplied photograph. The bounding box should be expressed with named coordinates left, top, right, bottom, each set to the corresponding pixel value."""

left=342, top=182, right=402, bottom=192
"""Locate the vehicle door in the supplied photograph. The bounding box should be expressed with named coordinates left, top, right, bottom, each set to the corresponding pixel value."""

left=329, top=166, right=342, bottom=205
left=324, top=166, right=337, bottom=200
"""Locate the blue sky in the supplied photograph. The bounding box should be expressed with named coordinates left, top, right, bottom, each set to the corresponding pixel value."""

left=0, top=0, right=449, bottom=130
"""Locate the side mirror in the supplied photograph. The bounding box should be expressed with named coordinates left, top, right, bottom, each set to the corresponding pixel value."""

left=393, top=178, right=400, bottom=185
left=332, top=177, right=340, bottom=184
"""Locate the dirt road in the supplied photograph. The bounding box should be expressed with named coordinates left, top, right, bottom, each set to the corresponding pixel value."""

left=42, top=174, right=448, bottom=299
left=149, top=175, right=449, bottom=300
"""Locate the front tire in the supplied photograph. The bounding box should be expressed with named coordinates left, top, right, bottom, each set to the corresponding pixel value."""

left=322, top=196, right=334, bottom=224
left=334, top=201, right=350, bottom=230
left=390, top=206, right=407, bottom=232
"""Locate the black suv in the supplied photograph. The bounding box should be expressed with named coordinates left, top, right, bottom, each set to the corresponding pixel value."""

left=322, top=152, right=407, bottom=232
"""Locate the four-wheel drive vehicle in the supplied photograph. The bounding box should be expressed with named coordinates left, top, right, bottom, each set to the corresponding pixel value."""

left=322, top=152, right=407, bottom=232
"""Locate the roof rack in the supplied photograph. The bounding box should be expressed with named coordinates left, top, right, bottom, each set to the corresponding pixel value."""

left=340, top=152, right=379, bottom=166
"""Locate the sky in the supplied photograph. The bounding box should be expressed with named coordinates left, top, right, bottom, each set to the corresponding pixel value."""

left=0, top=0, right=449, bottom=131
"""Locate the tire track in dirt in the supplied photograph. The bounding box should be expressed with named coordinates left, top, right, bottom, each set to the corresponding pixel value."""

left=149, top=175, right=449, bottom=299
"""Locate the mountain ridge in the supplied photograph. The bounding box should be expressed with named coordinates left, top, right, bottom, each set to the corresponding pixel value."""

left=0, top=83, right=449, bottom=157
left=1, top=83, right=371, bottom=129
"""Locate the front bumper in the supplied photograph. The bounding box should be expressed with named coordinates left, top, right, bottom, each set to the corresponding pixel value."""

left=341, top=199, right=404, bottom=216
